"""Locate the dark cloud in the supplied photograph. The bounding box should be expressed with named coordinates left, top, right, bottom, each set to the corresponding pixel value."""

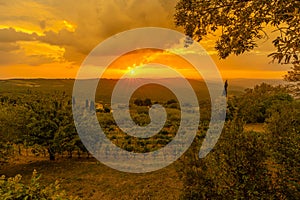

left=39, top=20, right=46, bottom=29
left=0, top=49, right=60, bottom=66
left=0, top=51, right=20, bottom=65
left=0, top=0, right=180, bottom=66
left=0, top=28, right=37, bottom=43
left=33, top=0, right=179, bottom=63
left=0, top=43, right=19, bottom=51
left=40, top=29, right=74, bottom=46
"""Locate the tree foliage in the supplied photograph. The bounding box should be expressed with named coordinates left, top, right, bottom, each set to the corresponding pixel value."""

left=25, top=93, right=77, bottom=160
left=0, top=92, right=86, bottom=161
left=265, top=101, right=300, bottom=198
left=0, top=97, right=29, bottom=163
left=179, top=118, right=274, bottom=199
left=133, top=98, right=152, bottom=106
left=175, top=0, right=300, bottom=65
left=285, top=62, right=300, bottom=98
left=234, top=83, right=293, bottom=123
left=178, top=84, right=299, bottom=199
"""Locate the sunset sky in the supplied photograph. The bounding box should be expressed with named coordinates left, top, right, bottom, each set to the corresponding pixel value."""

left=0, top=0, right=292, bottom=80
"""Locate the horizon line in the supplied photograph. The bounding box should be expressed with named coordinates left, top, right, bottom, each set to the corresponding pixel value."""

left=0, top=77, right=284, bottom=81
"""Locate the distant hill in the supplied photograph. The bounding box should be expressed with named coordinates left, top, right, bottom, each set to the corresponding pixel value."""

left=0, top=78, right=285, bottom=103
left=227, top=78, right=285, bottom=89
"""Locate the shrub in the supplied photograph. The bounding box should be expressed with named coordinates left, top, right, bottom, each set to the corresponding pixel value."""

left=237, top=83, right=293, bottom=123
left=0, top=170, right=80, bottom=200
left=265, top=101, right=300, bottom=198
left=179, top=118, right=274, bottom=199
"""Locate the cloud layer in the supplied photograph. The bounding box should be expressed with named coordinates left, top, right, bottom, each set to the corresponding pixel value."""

left=0, top=0, right=177, bottom=67
left=0, top=0, right=290, bottom=79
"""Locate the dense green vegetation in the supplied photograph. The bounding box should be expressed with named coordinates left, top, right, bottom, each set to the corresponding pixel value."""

left=0, top=79, right=299, bottom=199
left=0, top=90, right=87, bottom=162
left=179, top=84, right=300, bottom=199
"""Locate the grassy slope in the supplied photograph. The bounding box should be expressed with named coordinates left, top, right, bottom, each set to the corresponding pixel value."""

left=1, top=156, right=182, bottom=200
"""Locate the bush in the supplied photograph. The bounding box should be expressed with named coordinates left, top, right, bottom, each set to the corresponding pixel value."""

left=265, top=101, right=300, bottom=198
left=178, top=118, right=274, bottom=199
left=166, top=99, right=177, bottom=105
left=179, top=85, right=299, bottom=199
left=0, top=170, right=80, bottom=200
left=133, top=98, right=152, bottom=106
left=0, top=142, right=13, bottom=164
left=237, top=83, right=293, bottom=123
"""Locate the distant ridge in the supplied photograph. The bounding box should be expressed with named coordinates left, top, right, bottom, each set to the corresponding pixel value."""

left=0, top=78, right=288, bottom=103
left=227, top=78, right=285, bottom=89
left=0, top=77, right=285, bottom=87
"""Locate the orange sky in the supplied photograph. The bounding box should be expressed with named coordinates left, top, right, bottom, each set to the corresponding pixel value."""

left=100, top=49, right=202, bottom=80
left=0, top=0, right=292, bottom=80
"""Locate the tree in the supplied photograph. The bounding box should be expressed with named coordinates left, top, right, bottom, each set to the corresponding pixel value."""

left=178, top=117, right=274, bottom=199
left=26, top=93, right=77, bottom=161
left=216, top=119, right=274, bottom=199
left=133, top=98, right=152, bottom=106
left=166, top=99, right=177, bottom=105
left=0, top=92, right=84, bottom=161
left=265, top=101, right=300, bottom=198
left=236, top=83, right=293, bottom=123
left=134, top=98, right=143, bottom=106
left=0, top=96, right=31, bottom=161
left=175, top=0, right=300, bottom=85
left=285, top=62, right=300, bottom=98
left=178, top=84, right=299, bottom=198
left=143, top=98, right=152, bottom=107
